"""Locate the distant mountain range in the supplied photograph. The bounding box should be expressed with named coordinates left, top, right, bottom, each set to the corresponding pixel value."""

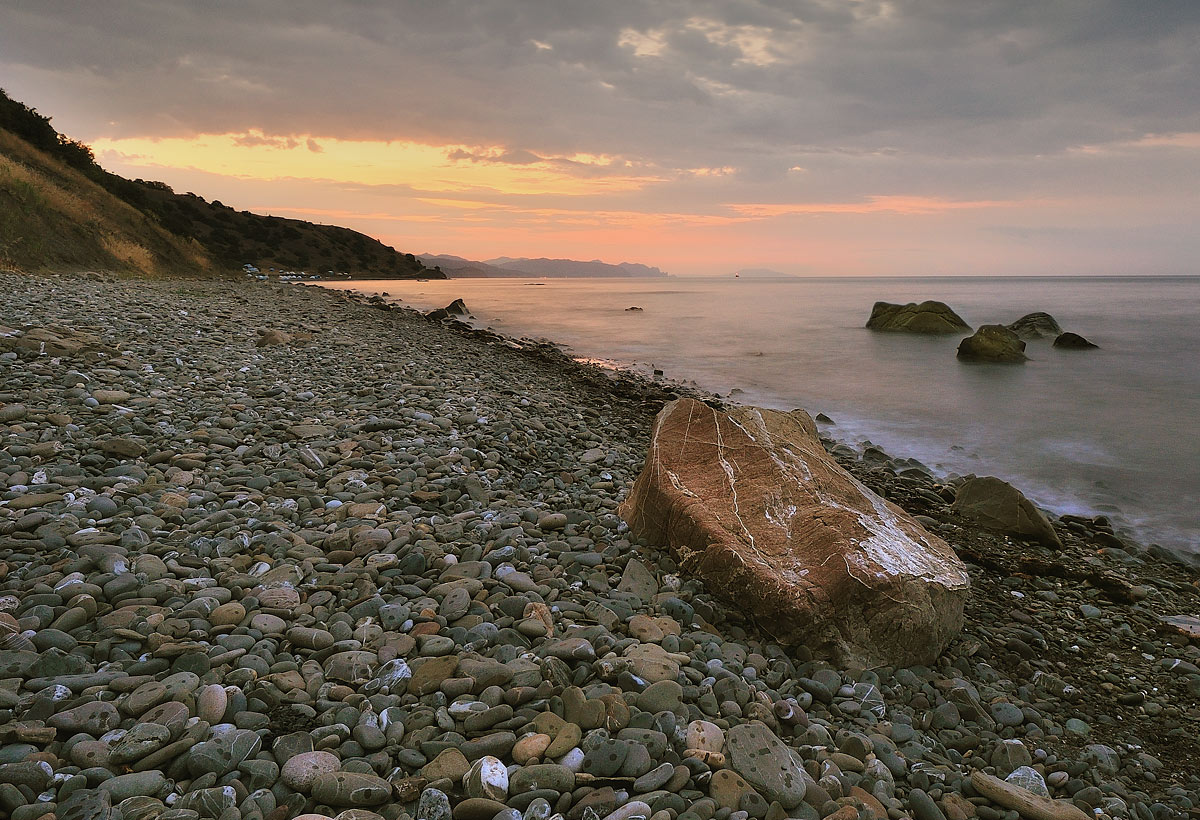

left=420, top=254, right=669, bottom=279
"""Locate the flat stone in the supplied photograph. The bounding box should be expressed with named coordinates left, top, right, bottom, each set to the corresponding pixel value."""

left=311, top=771, right=393, bottom=807
left=725, top=721, right=807, bottom=809
left=282, top=750, right=342, bottom=792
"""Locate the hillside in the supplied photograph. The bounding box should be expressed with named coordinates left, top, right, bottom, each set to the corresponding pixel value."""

left=0, top=126, right=211, bottom=275
left=0, top=89, right=440, bottom=278
left=420, top=253, right=669, bottom=278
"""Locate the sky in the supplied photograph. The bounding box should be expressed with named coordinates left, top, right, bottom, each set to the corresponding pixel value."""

left=2, top=1, right=1198, bottom=276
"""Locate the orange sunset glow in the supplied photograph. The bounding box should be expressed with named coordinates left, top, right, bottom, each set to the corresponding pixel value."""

left=4, top=3, right=1197, bottom=275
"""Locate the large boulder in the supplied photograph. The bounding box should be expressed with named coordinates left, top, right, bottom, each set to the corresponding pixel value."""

left=957, top=325, right=1027, bottom=363
left=619, top=398, right=971, bottom=667
left=951, top=476, right=1062, bottom=548
left=866, top=301, right=971, bottom=333
left=1006, top=312, right=1062, bottom=340
left=1053, top=332, right=1098, bottom=350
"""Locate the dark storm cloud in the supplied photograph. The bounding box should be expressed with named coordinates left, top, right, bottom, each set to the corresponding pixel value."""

left=2, top=0, right=1198, bottom=173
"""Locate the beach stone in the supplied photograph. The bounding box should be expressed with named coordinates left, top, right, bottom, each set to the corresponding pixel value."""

left=109, top=722, right=171, bottom=764
left=251, top=612, right=287, bottom=633
left=619, top=559, right=658, bottom=601
left=620, top=398, right=970, bottom=666
left=463, top=755, right=509, bottom=800
left=97, top=770, right=167, bottom=802
left=687, top=720, right=725, bottom=753
left=197, top=684, right=228, bottom=724
left=951, top=476, right=1062, bottom=547
left=634, top=762, right=676, bottom=793
left=866, top=301, right=970, bottom=333
left=509, top=764, right=574, bottom=795
left=545, top=722, right=582, bottom=758
left=288, top=626, right=335, bottom=650
left=957, top=325, right=1027, bottom=363
left=990, top=739, right=1032, bottom=776
left=638, top=679, right=683, bottom=713
left=582, top=739, right=629, bottom=777
left=513, top=733, right=552, bottom=764
left=188, top=726, right=261, bottom=776
left=710, top=769, right=760, bottom=811
left=908, top=788, right=947, bottom=820
left=423, top=748, right=471, bottom=782
left=1006, top=766, right=1050, bottom=797
left=410, top=655, right=459, bottom=695
left=59, top=788, right=113, bottom=820
left=1081, top=744, right=1121, bottom=776
left=725, top=722, right=806, bottom=809
left=603, top=801, right=652, bottom=820
left=311, top=771, right=393, bottom=807
left=282, top=750, right=342, bottom=792
left=49, top=701, right=120, bottom=735
left=417, top=788, right=453, bottom=820
left=456, top=798, right=509, bottom=820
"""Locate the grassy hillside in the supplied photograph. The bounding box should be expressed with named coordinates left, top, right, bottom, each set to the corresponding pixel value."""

left=0, top=128, right=211, bottom=275
left=0, top=89, right=440, bottom=278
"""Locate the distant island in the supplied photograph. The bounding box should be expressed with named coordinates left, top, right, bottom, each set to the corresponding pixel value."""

left=420, top=253, right=669, bottom=279
left=732, top=268, right=801, bottom=279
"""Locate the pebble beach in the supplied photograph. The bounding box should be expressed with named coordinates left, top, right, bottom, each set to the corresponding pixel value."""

left=0, top=269, right=1197, bottom=820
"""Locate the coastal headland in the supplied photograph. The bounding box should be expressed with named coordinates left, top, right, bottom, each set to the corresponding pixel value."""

left=0, top=269, right=1197, bottom=820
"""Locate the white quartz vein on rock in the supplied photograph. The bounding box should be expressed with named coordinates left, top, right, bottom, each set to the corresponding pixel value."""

left=733, top=407, right=970, bottom=590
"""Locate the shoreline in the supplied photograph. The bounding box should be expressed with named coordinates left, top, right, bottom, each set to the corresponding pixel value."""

left=324, top=282, right=1198, bottom=567
left=1, top=270, right=1197, bottom=820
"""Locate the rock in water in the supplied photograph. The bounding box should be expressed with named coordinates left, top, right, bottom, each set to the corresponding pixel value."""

left=865, top=301, right=971, bottom=333
left=1007, top=312, right=1062, bottom=340
left=951, top=476, right=1062, bottom=548
left=619, top=398, right=970, bottom=666
left=957, top=325, right=1027, bottom=362
left=427, top=299, right=470, bottom=321
left=1053, top=331, right=1098, bottom=349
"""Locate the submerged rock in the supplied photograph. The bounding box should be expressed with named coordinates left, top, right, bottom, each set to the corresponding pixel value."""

left=957, top=325, right=1027, bottom=362
left=951, top=476, right=1062, bottom=547
left=620, top=398, right=970, bottom=666
left=1007, top=312, right=1062, bottom=340
left=1053, top=331, right=1098, bottom=349
left=866, top=300, right=971, bottom=333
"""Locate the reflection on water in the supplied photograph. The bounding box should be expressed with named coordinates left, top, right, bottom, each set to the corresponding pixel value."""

left=321, top=276, right=1200, bottom=553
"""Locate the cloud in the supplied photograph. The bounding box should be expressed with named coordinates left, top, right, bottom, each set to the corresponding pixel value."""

left=2, top=1, right=1198, bottom=274
left=4, top=0, right=1197, bottom=165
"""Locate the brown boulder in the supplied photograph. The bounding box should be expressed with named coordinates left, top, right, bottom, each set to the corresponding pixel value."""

left=866, top=301, right=971, bottom=333
left=951, top=476, right=1062, bottom=548
left=620, top=398, right=970, bottom=667
left=957, top=325, right=1027, bottom=363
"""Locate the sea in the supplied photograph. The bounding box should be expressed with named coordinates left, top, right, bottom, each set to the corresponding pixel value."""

left=319, top=275, right=1200, bottom=555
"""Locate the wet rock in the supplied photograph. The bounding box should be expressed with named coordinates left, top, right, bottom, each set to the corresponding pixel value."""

left=620, top=398, right=970, bottom=666
left=1007, top=312, right=1062, bottom=340
left=1053, top=331, right=1098, bottom=349
left=866, top=301, right=971, bottom=333
left=951, top=476, right=1062, bottom=547
left=957, top=325, right=1027, bottom=363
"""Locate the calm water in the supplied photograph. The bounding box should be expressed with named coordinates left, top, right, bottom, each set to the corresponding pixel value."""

left=320, top=276, right=1200, bottom=554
